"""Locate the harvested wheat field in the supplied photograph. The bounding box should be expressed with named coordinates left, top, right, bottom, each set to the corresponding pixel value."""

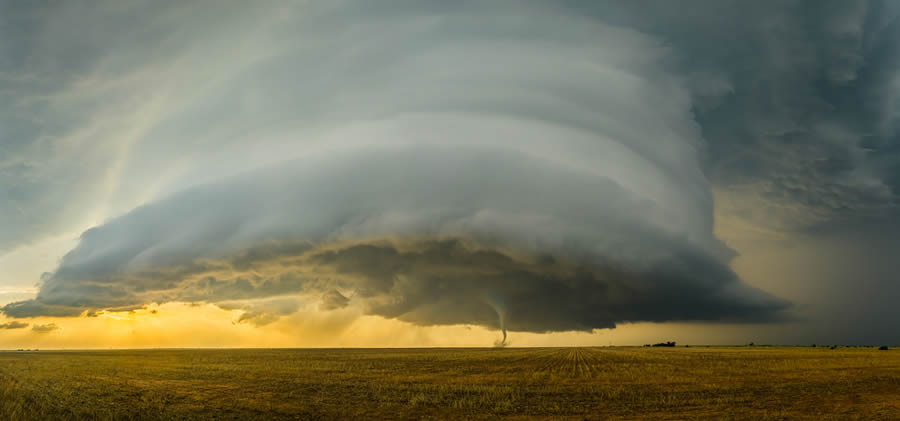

left=0, top=346, right=897, bottom=420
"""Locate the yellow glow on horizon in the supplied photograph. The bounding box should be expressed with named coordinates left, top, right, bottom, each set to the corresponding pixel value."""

left=0, top=297, right=787, bottom=349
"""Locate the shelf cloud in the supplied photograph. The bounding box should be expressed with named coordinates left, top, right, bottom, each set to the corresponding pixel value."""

left=1, top=12, right=791, bottom=330
left=16, top=0, right=900, bottom=340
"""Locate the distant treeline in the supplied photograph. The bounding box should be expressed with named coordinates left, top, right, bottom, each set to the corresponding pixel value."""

left=644, top=341, right=676, bottom=347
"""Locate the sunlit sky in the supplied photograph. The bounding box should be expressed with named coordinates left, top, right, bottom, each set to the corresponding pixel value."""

left=2, top=1, right=900, bottom=348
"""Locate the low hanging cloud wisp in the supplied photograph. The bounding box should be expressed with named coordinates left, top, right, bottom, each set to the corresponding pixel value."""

left=1, top=1, right=793, bottom=335
left=31, top=323, right=60, bottom=334
left=0, top=321, right=29, bottom=330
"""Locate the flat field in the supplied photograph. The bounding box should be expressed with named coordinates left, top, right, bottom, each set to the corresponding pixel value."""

left=0, top=347, right=898, bottom=420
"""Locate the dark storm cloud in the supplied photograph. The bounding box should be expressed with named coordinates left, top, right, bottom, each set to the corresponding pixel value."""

left=571, top=0, right=900, bottom=229
left=0, top=321, right=28, bottom=330
left=309, top=240, right=786, bottom=332
left=34, top=0, right=900, bottom=332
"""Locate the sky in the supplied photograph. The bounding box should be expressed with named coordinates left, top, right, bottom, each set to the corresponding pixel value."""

left=1, top=0, right=899, bottom=348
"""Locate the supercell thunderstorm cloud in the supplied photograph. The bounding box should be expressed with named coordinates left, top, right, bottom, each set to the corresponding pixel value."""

left=4, top=0, right=900, bottom=343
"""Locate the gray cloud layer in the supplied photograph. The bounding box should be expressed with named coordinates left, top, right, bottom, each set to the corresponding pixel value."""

left=8, top=1, right=900, bottom=339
